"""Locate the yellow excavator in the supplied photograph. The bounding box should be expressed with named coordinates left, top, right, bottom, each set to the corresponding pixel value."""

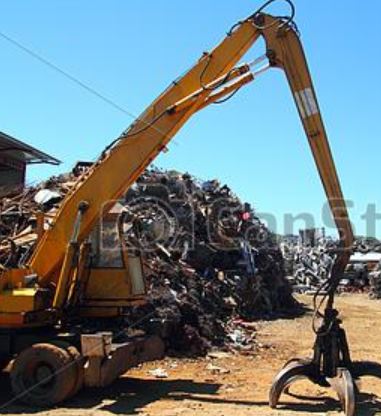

left=0, top=1, right=379, bottom=414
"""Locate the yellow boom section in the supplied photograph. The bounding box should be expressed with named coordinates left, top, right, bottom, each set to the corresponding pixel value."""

left=29, top=19, right=262, bottom=285
left=260, top=15, right=354, bottom=258
left=28, top=12, right=353, bottom=286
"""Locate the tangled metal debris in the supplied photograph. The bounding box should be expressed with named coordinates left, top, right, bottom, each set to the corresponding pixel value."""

left=123, top=168, right=299, bottom=355
left=0, top=165, right=299, bottom=355
left=0, top=170, right=77, bottom=269
left=281, top=231, right=381, bottom=297
left=369, top=263, right=381, bottom=299
left=280, top=234, right=336, bottom=294
left=354, top=237, right=381, bottom=254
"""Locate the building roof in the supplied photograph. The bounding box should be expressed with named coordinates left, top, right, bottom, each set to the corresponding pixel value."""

left=0, top=131, right=60, bottom=165
left=350, top=252, right=381, bottom=263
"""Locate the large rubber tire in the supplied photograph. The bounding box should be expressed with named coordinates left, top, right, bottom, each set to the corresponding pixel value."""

left=10, top=343, right=77, bottom=407
left=66, top=345, right=84, bottom=398
left=50, top=340, right=84, bottom=399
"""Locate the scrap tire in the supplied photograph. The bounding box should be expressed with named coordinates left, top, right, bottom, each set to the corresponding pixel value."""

left=10, top=343, right=77, bottom=407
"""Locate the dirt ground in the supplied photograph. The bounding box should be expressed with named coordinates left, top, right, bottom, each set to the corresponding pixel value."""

left=1, top=294, right=381, bottom=416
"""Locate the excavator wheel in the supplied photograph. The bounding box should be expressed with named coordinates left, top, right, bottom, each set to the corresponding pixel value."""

left=50, top=340, right=85, bottom=398
left=10, top=343, right=77, bottom=407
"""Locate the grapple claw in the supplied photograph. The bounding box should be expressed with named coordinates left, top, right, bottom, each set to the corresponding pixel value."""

left=269, top=359, right=313, bottom=408
left=327, top=367, right=356, bottom=416
left=269, top=302, right=380, bottom=414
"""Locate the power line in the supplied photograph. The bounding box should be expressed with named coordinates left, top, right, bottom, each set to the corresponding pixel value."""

left=0, top=30, right=139, bottom=119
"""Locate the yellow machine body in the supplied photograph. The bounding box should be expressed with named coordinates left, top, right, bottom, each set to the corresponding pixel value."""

left=0, top=288, right=40, bottom=314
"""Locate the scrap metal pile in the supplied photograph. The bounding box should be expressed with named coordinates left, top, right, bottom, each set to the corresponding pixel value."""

left=281, top=238, right=336, bottom=293
left=0, top=171, right=79, bottom=268
left=122, top=168, right=298, bottom=354
left=354, top=237, right=381, bottom=253
left=281, top=234, right=381, bottom=296
left=0, top=166, right=299, bottom=355
left=369, top=264, right=381, bottom=299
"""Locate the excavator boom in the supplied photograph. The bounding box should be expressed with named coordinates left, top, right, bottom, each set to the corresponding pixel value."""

left=27, top=13, right=353, bottom=286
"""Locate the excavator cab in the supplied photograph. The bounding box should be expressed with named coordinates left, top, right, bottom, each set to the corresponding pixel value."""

left=81, top=203, right=147, bottom=317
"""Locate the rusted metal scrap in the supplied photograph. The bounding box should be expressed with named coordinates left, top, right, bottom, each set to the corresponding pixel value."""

left=122, top=168, right=299, bottom=355
left=280, top=237, right=336, bottom=293
left=0, top=170, right=80, bottom=268
left=281, top=234, right=381, bottom=296
left=0, top=165, right=299, bottom=355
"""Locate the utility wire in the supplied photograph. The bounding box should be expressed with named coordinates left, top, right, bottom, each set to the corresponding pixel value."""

left=0, top=29, right=173, bottom=149
left=0, top=30, right=137, bottom=119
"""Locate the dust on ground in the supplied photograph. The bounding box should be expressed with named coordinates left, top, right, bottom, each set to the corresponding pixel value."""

left=1, top=294, right=381, bottom=416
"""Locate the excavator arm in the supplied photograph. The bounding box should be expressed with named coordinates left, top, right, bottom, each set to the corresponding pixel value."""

left=260, top=14, right=354, bottom=278
left=28, top=17, right=263, bottom=284
left=26, top=10, right=353, bottom=288
left=264, top=17, right=353, bottom=244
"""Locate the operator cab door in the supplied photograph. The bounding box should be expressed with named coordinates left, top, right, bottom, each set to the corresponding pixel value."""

left=82, top=206, right=146, bottom=313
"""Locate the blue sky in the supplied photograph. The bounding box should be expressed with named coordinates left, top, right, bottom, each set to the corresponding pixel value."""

left=0, top=1, right=380, bottom=237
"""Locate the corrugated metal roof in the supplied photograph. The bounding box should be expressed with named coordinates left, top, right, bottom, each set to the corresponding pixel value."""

left=0, top=131, right=60, bottom=165
left=350, top=252, right=381, bottom=263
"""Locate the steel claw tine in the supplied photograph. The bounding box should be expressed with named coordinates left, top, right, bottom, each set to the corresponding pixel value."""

left=327, top=367, right=356, bottom=416
left=269, top=360, right=312, bottom=408
left=282, top=357, right=312, bottom=369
